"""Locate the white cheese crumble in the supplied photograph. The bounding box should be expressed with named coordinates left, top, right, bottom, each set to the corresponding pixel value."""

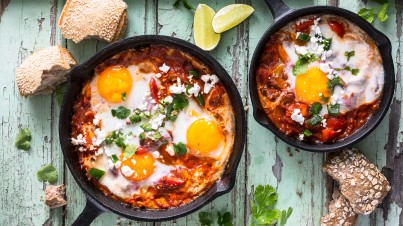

left=155, top=73, right=162, bottom=78
left=187, top=83, right=201, bottom=96
left=152, top=151, right=160, bottom=158
left=291, top=108, right=305, bottom=125
left=169, top=77, right=186, bottom=94
left=159, top=63, right=170, bottom=73
left=115, top=160, right=122, bottom=168
left=201, top=74, right=219, bottom=94
left=298, top=134, right=305, bottom=140
left=321, top=119, right=327, bottom=127
left=319, top=62, right=333, bottom=75
left=71, top=134, right=86, bottom=145
left=164, top=96, right=173, bottom=103
left=121, top=166, right=134, bottom=177
left=92, top=129, right=106, bottom=146
left=150, top=114, right=166, bottom=130
left=165, top=144, right=175, bottom=156
left=95, top=147, right=104, bottom=156
left=93, top=115, right=100, bottom=126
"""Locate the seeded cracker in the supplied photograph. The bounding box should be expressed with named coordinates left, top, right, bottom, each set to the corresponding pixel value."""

left=323, top=148, right=390, bottom=214
left=321, top=188, right=357, bottom=226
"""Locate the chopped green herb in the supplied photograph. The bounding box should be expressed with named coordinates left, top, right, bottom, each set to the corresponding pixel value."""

left=111, top=106, right=131, bottom=119
left=304, top=129, right=313, bottom=137
left=351, top=68, right=360, bottom=76
left=344, top=51, right=355, bottom=61
left=195, top=94, right=205, bottom=106
left=321, top=95, right=330, bottom=103
left=129, top=114, right=141, bottom=124
left=37, top=164, right=58, bottom=183
left=250, top=184, right=293, bottom=226
left=173, top=142, right=187, bottom=156
left=140, top=123, right=153, bottom=132
left=358, top=8, right=375, bottom=23
left=139, top=112, right=150, bottom=119
left=189, top=69, right=200, bottom=78
left=327, top=103, right=340, bottom=116
left=199, top=212, right=214, bottom=226
left=308, top=114, right=323, bottom=126
left=149, top=131, right=162, bottom=141
left=327, top=77, right=344, bottom=93
left=139, top=132, right=146, bottom=140
left=279, top=208, right=293, bottom=226
left=292, top=53, right=319, bottom=76
left=173, top=94, right=189, bottom=110
left=217, top=212, right=233, bottom=226
left=105, top=136, right=113, bottom=144
left=110, top=154, right=119, bottom=163
left=378, top=3, right=389, bottom=22
left=309, top=102, right=322, bottom=115
left=297, top=33, right=310, bottom=42
left=15, top=128, right=31, bottom=150
left=88, top=168, right=105, bottom=180
left=123, top=145, right=137, bottom=158
left=114, top=137, right=126, bottom=148
left=173, top=0, right=195, bottom=10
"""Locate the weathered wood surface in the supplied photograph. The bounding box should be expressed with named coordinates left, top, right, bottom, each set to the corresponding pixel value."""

left=0, top=0, right=401, bottom=225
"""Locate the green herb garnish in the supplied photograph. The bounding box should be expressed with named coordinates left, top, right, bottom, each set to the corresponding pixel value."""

left=37, top=164, right=58, bottom=183
left=15, top=128, right=31, bottom=150
left=110, top=154, right=119, bottom=163
left=309, top=102, right=322, bottom=115
left=195, top=94, right=205, bottom=106
left=140, top=123, right=153, bottom=132
left=358, top=0, right=389, bottom=23
left=173, top=94, right=189, bottom=110
left=111, top=106, right=131, bottom=119
left=123, top=145, right=137, bottom=158
left=344, top=51, right=355, bottom=61
left=189, top=69, right=200, bottom=78
left=327, top=103, right=340, bottom=116
left=297, top=33, right=310, bottom=42
left=173, top=142, right=187, bottom=156
left=250, top=184, right=293, bottom=226
left=292, top=54, right=318, bottom=76
left=129, top=114, right=141, bottom=124
left=304, top=129, right=313, bottom=137
left=88, top=168, right=105, bottom=180
left=114, top=137, right=126, bottom=148
left=327, top=77, right=344, bottom=93
left=358, top=8, right=375, bottom=23
left=351, top=68, right=359, bottom=76
left=139, top=132, right=146, bottom=140
left=308, top=115, right=323, bottom=126
left=378, top=3, right=389, bottom=22
left=149, top=131, right=162, bottom=141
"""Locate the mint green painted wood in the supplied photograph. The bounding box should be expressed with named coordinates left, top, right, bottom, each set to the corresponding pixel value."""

left=1, top=0, right=402, bottom=225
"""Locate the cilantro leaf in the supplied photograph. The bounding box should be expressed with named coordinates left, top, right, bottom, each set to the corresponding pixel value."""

left=292, top=54, right=318, bottom=76
left=173, top=142, right=187, bottom=156
left=378, top=3, right=389, bottom=22
left=307, top=114, right=322, bottom=126
left=304, top=129, right=313, bottom=137
left=199, top=211, right=214, bottom=226
left=344, top=51, right=355, bottom=61
left=37, top=164, right=58, bottom=183
left=15, top=128, right=31, bottom=150
left=327, top=77, right=344, bottom=93
left=279, top=207, right=293, bottom=226
left=327, top=103, right=340, bottom=116
left=111, top=106, right=131, bottom=119
left=358, top=8, right=375, bottom=23
left=309, top=102, right=322, bottom=115
left=173, top=94, right=189, bottom=110
left=351, top=68, right=360, bottom=76
left=217, top=212, right=233, bottom=226
left=254, top=185, right=278, bottom=209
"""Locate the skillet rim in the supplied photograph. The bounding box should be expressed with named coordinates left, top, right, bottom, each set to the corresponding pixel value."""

left=249, top=6, right=395, bottom=152
left=59, top=35, right=247, bottom=221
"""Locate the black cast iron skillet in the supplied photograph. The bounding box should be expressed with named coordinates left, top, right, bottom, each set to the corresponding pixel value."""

left=59, top=35, right=246, bottom=225
left=249, top=0, right=395, bottom=152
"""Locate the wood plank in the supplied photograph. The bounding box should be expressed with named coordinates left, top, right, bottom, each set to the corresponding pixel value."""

left=0, top=0, right=60, bottom=225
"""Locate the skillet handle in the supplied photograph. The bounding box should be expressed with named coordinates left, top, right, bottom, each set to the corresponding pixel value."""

left=72, top=197, right=106, bottom=226
left=264, top=0, right=292, bottom=20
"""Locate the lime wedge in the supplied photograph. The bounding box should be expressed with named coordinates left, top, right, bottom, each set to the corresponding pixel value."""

left=212, top=4, right=254, bottom=33
left=193, top=4, right=221, bottom=51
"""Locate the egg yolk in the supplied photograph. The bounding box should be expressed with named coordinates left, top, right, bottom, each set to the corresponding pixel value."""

left=120, top=153, right=155, bottom=181
left=187, top=119, right=224, bottom=154
left=97, top=66, right=132, bottom=103
left=295, top=67, right=330, bottom=104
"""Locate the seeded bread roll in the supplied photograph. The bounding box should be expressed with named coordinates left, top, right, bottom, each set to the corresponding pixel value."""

left=58, top=0, right=128, bottom=43
left=45, top=185, right=67, bottom=209
left=321, top=188, right=358, bottom=226
left=16, top=46, right=77, bottom=96
left=323, top=148, right=390, bottom=214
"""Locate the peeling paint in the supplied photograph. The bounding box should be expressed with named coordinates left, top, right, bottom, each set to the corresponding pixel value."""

left=272, top=152, right=283, bottom=182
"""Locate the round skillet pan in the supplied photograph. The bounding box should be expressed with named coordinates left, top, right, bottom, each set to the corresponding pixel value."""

left=249, top=0, right=395, bottom=152
left=59, top=35, right=246, bottom=225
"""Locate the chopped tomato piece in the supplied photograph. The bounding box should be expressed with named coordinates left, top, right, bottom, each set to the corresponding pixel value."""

left=321, top=128, right=337, bottom=142
left=135, top=146, right=148, bottom=154
left=326, top=117, right=346, bottom=131
left=328, top=20, right=345, bottom=37
left=295, top=19, right=314, bottom=33
left=149, top=78, right=159, bottom=102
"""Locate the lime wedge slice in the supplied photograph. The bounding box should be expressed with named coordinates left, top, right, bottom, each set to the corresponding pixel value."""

left=212, top=4, right=254, bottom=33
left=193, top=4, right=221, bottom=51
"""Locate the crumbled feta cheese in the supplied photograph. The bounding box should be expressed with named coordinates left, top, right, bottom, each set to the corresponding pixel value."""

left=201, top=74, right=219, bottom=94
left=330, top=93, right=339, bottom=105
left=115, top=123, right=123, bottom=131
left=187, top=83, right=201, bottom=96
left=295, top=45, right=308, bottom=55
left=150, top=114, right=166, bottom=130
left=115, top=161, right=122, bottom=168
left=152, top=151, right=160, bottom=158
left=159, top=63, right=170, bottom=73
left=71, top=134, right=86, bottom=145
left=169, top=77, right=186, bottom=94
left=121, top=166, right=134, bottom=177
left=165, top=144, right=175, bottom=156
left=95, top=147, right=104, bottom=156
left=319, top=62, right=333, bottom=74
left=108, top=159, right=115, bottom=169
left=92, top=129, right=106, bottom=146
left=291, top=109, right=305, bottom=125
left=155, top=73, right=162, bottom=78
left=138, top=102, right=148, bottom=111
left=327, top=73, right=335, bottom=80
left=93, top=115, right=100, bottom=126
left=298, top=134, right=305, bottom=140
left=164, top=96, right=173, bottom=103
left=322, top=119, right=327, bottom=127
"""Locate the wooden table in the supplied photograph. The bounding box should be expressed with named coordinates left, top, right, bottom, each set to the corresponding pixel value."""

left=1, top=0, right=402, bottom=225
